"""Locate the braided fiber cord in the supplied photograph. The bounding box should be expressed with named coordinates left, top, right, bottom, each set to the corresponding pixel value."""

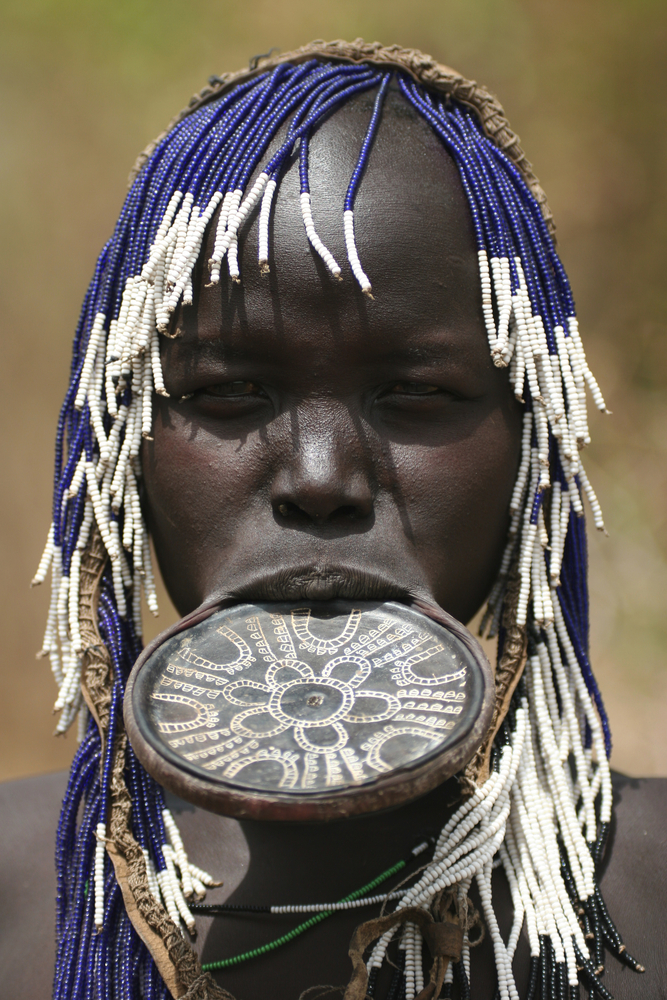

left=461, top=564, right=528, bottom=791
left=78, top=529, right=230, bottom=1000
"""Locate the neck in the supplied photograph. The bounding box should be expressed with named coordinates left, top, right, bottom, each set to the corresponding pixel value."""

left=224, top=780, right=459, bottom=907
left=181, top=780, right=462, bottom=998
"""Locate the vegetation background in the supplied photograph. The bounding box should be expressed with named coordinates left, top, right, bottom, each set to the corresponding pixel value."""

left=1, top=0, right=665, bottom=781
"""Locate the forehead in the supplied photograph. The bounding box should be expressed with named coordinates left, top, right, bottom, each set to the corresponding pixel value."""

left=176, top=84, right=484, bottom=363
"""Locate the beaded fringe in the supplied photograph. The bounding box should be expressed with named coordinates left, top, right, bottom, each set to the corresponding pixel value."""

left=33, top=52, right=632, bottom=999
left=363, top=634, right=614, bottom=999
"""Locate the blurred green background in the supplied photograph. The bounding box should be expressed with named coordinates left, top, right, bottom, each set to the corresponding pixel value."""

left=1, top=0, right=665, bottom=781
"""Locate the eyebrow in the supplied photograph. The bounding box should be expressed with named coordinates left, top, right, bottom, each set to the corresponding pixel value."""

left=374, top=342, right=461, bottom=365
left=175, top=337, right=464, bottom=367
left=170, top=339, right=259, bottom=366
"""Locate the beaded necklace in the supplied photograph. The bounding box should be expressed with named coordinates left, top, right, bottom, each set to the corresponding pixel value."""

left=195, top=839, right=431, bottom=972
left=34, top=40, right=644, bottom=1000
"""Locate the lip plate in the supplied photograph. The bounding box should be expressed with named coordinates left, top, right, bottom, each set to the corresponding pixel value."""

left=124, top=597, right=495, bottom=821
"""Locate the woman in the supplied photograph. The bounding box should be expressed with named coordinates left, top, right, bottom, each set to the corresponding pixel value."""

left=6, top=39, right=664, bottom=1000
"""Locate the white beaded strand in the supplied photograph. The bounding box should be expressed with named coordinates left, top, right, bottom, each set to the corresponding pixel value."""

left=258, top=178, right=277, bottom=273
left=476, top=859, right=519, bottom=1000
left=300, top=193, right=342, bottom=279
left=270, top=890, right=405, bottom=915
left=94, top=821, right=107, bottom=931
left=156, top=866, right=183, bottom=929
left=32, top=523, right=55, bottom=587
left=478, top=249, right=496, bottom=349
left=207, top=175, right=270, bottom=285
left=208, top=190, right=240, bottom=285
left=227, top=234, right=240, bottom=283
left=490, top=256, right=513, bottom=364
left=74, top=312, right=106, bottom=411
left=156, top=836, right=219, bottom=933
left=162, top=808, right=194, bottom=899
left=343, top=210, right=373, bottom=296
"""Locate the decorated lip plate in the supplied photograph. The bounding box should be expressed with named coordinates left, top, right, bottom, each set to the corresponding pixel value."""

left=125, top=600, right=494, bottom=821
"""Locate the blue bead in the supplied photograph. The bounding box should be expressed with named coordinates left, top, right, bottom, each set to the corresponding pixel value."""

left=344, top=73, right=390, bottom=213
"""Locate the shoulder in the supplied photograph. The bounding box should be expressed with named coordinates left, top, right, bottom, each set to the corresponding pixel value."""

left=0, top=770, right=665, bottom=999
left=0, top=770, right=68, bottom=999
left=596, top=773, right=667, bottom=998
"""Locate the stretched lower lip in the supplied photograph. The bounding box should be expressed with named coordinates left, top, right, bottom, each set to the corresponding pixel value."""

left=231, top=565, right=410, bottom=603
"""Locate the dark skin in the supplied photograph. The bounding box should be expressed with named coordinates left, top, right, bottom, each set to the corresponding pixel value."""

left=1, top=85, right=664, bottom=999
left=2, top=774, right=664, bottom=998
left=143, top=85, right=521, bottom=622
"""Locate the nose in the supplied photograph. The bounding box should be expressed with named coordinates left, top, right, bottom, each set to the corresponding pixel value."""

left=270, top=408, right=374, bottom=526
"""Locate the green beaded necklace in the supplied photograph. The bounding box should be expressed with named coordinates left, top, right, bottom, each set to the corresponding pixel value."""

left=199, top=842, right=430, bottom=972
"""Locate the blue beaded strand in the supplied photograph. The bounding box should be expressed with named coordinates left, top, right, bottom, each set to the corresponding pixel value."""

left=344, top=73, right=390, bottom=213
left=397, top=72, right=608, bottom=734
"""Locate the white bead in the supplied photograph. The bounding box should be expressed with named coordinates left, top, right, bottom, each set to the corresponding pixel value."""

left=74, top=313, right=106, bottom=411
left=258, top=178, right=277, bottom=272
left=300, top=193, right=341, bottom=278
left=94, top=822, right=106, bottom=930
left=32, top=523, right=55, bottom=587
left=343, top=210, right=372, bottom=296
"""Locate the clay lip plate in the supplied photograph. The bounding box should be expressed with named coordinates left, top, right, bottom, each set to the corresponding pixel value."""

left=125, top=599, right=494, bottom=821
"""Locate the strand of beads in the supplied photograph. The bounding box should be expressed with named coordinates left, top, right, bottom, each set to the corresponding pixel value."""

left=208, top=63, right=381, bottom=286
left=399, top=73, right=608, bottom=646
left=342, top=73, right=391, bottom=297
left=366, top=708, right=527, bottom=998
left=193, top=890, right=406, bottom=916
left=289, top=64, right=381, bottom=279
left=93, top=821, right=106, bottom=930
left=299, top=134, right=341, bottom=278
left=201, top=855, right=410, bottom=973
left=258, top=64, right=350, bottom=274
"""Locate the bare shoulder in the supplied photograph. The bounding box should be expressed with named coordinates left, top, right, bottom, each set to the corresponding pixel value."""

left=597, top=773, right=667, bottom=998
left=0, top=770, right=68, bottom=1000
left=0, top=770, right=665, bottom=999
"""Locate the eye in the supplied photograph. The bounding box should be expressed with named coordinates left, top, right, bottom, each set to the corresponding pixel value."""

left=387, top=382, right=441, bottom=396
left=203, top=380, right=265, bottom=397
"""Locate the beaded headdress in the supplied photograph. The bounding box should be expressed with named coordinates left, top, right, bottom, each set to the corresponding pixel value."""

left=34, top=38, right=642, bottom=1000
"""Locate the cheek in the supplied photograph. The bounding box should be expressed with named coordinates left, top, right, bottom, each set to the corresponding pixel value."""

left=141, top=405, right=269, bottom=602
left=142, top=393, right=522, bottom=620
left=386, top=403, right=521, bottom=615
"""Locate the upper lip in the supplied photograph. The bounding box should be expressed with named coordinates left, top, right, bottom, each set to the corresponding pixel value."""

left=230, top=564, right=412, bottom=603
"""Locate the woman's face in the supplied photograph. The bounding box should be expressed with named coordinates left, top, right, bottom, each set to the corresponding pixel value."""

left=142, top=88, right=522, bottom=624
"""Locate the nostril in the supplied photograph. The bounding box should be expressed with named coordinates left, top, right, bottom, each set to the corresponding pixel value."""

left=334, top=505, right=359, bottom=521
left=273, top=500, right=318, bottom=521
left=275, top=501, right=311, bottom=521
left=273, top=500, right=369, bottom=524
